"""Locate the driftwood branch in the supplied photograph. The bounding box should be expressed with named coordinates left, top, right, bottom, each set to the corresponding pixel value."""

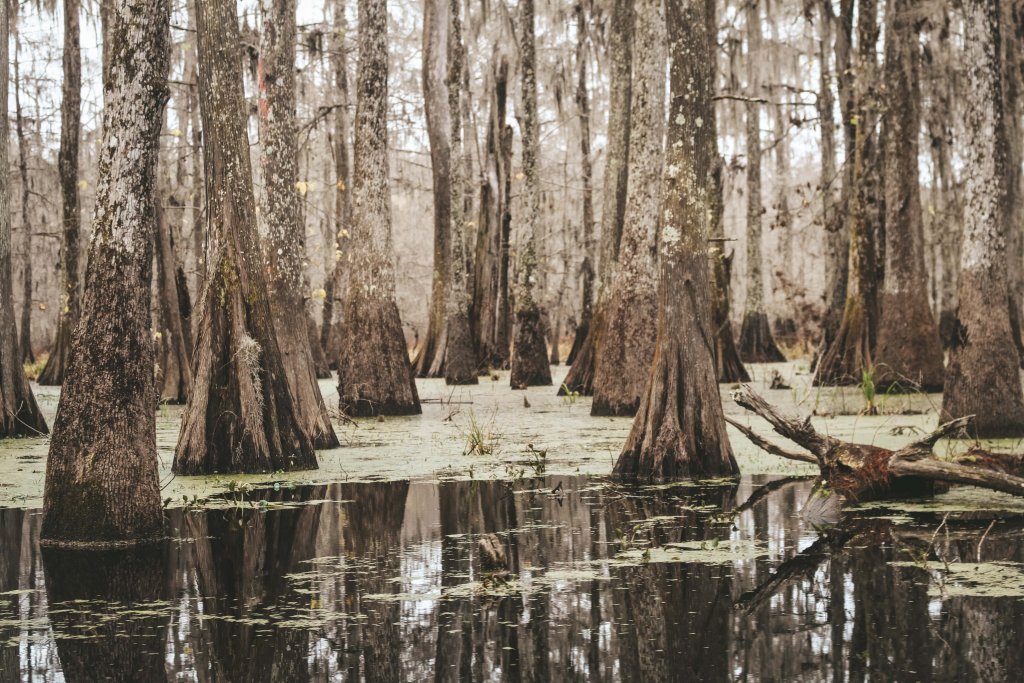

left=889, top=454, right=1024, bottom=497
left=730, top=384, right=838, bottom=461
left=724, top=416, right=818, bottom=464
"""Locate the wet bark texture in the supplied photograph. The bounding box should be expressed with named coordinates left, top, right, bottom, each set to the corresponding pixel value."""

left=443, top=0, right=477, bottom=385
left=873, top=0, right=944, bottom=392
left=560, top=0, right=633, bottom=396
left=739, top=0, right=785, bottom=364
left=336, top=0, right=421, bottom=416
left=258, top=0, right=339, bottom=448
left=615, top=0, right=737, bottom=480
left=38, top=0, right=82, bottom=386
left=943, top=0, right=1024, bottom=438
left=174, top=0, right=318, bottom=474
left=814, top=0, right=881, bottom=387
left=0, top=0, right=47, bottom=438
left=591, top=0, right=663, bottom=414
left=510, top=0, right=552, bottom=389
left=41, top=0, right=170, bottom=544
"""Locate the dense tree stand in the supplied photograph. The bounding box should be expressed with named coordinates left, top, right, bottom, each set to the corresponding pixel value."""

left=730, top=385, right=1024, bottom=518
left=41, top=0, right=170, bottom=544
left=336, top=0, right=421, bottom=416
left=614, top=0, right=736, bottom=481
left=509, top=0, right=551, bottom=390
left=942, top=0, right=1024, bottom=438
left=37, top=0, right=82, bottom=387
left=0, top=0, right=46, bottom=438
left=257, top=0, right=339, bottom=449
left=174, top=0, right=317, bottom=475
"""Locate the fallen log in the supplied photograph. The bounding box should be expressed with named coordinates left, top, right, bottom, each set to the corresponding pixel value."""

left=728, top=385, right=1024, bottom=515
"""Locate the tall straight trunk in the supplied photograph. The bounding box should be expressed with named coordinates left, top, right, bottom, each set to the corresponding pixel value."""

left=40, top=0, right=170, bottom=544
left=942, top=0, right=1024, bottom=438
left=615, top=0, right=736, bottom=480
left=873, top=0, right=944, bottom=392
left=322, top=0, right=353, bottom=366
left=154, top=188, right=192, bottom=404
left=560, top=0, right=633, bottom=395
left=1001, top=0, right=1024, bottom=366
left=0, top=0, right=46, bottom=439
left=257, top=0, right=339, bottom=449
left=185, top=0, right=204, bottom=305
left=443, top=0, right=477, bottom=384
left=509, top=0, right=552, bottom=389
left=814, top=0, right=881, bottom=386
left=565, top=0, right=595, bottom=367
left=590, top=0, right=664, bottom=415
left=174, top=0, right=317, bottom=474
left=416, top=0, right=452, bottom=379
left=336, top=0, right=421, bottom=416
left=738, top=0, right=785, bottom=363
left=818, top=0, right=848, bottom=357
left=13, top=27, right=34, bottom=364
left=38, top=0, right=82, bottom=386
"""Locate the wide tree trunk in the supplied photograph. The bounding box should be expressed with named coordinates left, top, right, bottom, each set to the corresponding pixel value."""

left=814, top=0, right=881, bottom=386
left=0, top=0, right=46, bottom=439
left=37, top=0, right=82, bottom=386
left=336, top=0, right=421, bottom=416
left=443, top=0, right=476, bottom=385
left=415, top=0, right=452, bottom=379
left=559, top=0, right=633, bottom=395
left=942, top=0, right=1024, bottom=438
left=738, top=0, right=786, bottom=364
left=590, top=0, right=664, bottom=414
left=614, top=0, right=737, bottom=480
left=873, top=0, right=944, bottom=393
left=174, top=0, right=318, bottom=474
left=509, top=0, right=552, bottom=389
left=40, top=0, right=170, bottom=544
left=257, top=0, right=339, bottom=449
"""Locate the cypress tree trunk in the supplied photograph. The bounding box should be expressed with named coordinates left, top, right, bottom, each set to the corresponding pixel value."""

left=154, top=190, right=192, bottom=404
left=942, top=0, right=1024, bottom=438
left=738, top=0, right=785, bottom=364
left=257, top=0, right=339, bottom=448
left=40, top=0, right=170, bottom=544
left=336, top=0, right=421, bottom=416
left=510, top=0, right=552, bottom=389
left=174, top=0, right=317, bottom=474
left=814, top=0, right=881, bottom=386
left=443, top=0, right=477, bottom=385
left=615, top=0, right=737, bottom=480
left=590, top=0, right=663, bottom=414
left=12, top=29, right=34, bottom=364
left=0, top=0, right=46, bottom=439
left=873, top=0, right=944, bottom=392
left=37, top=0, right=82, bottom=386
left=416, top=0, right=452, bottom=379
left=560, top=0, right=633, bottom=395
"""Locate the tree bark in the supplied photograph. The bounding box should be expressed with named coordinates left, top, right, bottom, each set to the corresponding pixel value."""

left=873, top=0, right=944, bottom=392
left=174, top=0, right=318, bottom=474
left=509, top=0, right=552, bottom=389
left=942, top=0, right=1024, bottom=438
left=559, top=0, right=634, bottom=395
left=739, top=0, right=786, bottom=364
left=443, top=0, right=477, bottom=385
left=257, top=0, right=339, bottom=448
left=41, top=0, right=170, bottom=544
left=614, top=0, right=737, bottom=480
left=590, top=0, right=664, bottom=414
left=0, top=0, right=47, bottom=439
left=37, top=0, right=83, bottom=386
left=154, top=190, right=192, bottom=404
left=12, top=26, right=34, bottom=364
left=336, top=0, right=421, bottom=416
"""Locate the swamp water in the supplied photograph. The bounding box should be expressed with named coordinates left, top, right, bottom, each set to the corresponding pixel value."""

left=2, top=364, right=1024, bottom=681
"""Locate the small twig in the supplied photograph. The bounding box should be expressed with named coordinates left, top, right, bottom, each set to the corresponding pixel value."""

left=977, top=519, right=997, bottom=562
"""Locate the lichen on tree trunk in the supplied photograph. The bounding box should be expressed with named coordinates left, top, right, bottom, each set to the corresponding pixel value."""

left=335, top=0, right=421, bottom=416
left=174, top=0, right=318, bottom=474
left=614, top=0, right=737, bottom=481
left=942, top=0, right=1024, bottom=438
left=41, top=0, right=170, bottom=544
left=590, top=0, right=663, bottom=413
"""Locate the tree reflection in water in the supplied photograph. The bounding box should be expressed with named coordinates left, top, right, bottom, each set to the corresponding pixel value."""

left=1, top=476, right=1023, bottom=680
